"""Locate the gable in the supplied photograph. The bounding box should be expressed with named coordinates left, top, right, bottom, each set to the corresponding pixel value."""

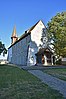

left=31, top=20, right=46, bottom=46
left=8, top=20, right=46, bottom=49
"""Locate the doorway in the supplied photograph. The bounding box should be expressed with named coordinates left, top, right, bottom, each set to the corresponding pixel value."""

left=35, top=48, right=53, bottom=65
left=42, top=55, right=45, bottom=64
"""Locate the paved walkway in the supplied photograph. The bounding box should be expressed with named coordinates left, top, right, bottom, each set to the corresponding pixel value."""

left=21, top=65, right=66, bottom=70
left=28, top=70, right=66, bottom=98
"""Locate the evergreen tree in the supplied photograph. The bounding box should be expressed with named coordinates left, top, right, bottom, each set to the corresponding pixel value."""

left=0, top=41, right=7, bottom=56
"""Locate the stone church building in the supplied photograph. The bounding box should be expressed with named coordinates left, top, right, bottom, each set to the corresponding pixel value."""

left=8, top=20, right=54, bottom=66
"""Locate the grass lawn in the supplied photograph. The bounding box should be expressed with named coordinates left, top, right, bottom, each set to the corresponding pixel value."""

left=43, top=68, right=66, bottom=81
left=0, top=64, right=64, bottom=99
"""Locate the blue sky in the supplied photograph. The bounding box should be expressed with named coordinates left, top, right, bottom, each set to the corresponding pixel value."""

left=0, top=0, right=66, bottom=48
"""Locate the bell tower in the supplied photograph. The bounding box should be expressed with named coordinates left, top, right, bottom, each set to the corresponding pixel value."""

left=11, top=26, right=18, bottom=44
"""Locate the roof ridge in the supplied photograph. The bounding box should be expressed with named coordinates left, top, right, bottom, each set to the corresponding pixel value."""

left=28, top=20, right=40, bottom=32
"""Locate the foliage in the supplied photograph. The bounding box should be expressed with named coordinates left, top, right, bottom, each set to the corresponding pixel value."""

left=39, top=28, right=48, bottom=48
left=47, top=12, right=66, bottom=58
left=0, top=41, right=7, bottom=56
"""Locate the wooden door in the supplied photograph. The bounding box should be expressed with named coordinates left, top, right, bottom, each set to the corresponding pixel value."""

left=42, top=55, right=45, bottom=64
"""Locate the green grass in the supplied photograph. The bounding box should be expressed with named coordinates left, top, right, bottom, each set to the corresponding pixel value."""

left=43, top=68, right=66, bottom=81
left=0, top=64, right=64, bottom=99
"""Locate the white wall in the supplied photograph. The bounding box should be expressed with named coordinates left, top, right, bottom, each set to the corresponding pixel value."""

left=8, top=20, right=46, bottom=66
left=8, top=47, right=12, bottom=62
left=27, top=20, right=46, bottom=66
left=27, top=41, right=38, bottom=66
left=31, top=20, right=45, bottom=46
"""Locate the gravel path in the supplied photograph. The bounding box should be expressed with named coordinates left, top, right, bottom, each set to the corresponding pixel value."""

left=28, top=70, right=66, bottom=98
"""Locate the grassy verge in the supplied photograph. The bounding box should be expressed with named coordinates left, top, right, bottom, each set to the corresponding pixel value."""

left=43, top=68, right=66, bottom=81
left=0, top=64, right=64, bottom=99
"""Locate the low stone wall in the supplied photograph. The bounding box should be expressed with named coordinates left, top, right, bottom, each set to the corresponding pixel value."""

left=0, top=60, right=8, bottom=64
left=62, top=61, right=66, bottom=65
left=62, top=58, right=66, bottom=65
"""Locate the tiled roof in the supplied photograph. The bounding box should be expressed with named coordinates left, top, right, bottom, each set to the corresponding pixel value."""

left=36, top=47, right=53, bottom=55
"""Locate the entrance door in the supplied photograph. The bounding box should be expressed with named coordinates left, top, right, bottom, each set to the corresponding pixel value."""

left=36, top=54, right=45, bottom=64
left=42, top=55, right=45, bottom=64
left=35, top=48, right=53, bottom=65
left=36, top=54, right=42, bottom=64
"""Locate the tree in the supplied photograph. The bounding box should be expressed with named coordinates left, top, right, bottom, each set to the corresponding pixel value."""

left=39, top=28, right=48, bottom=48
left=0, top=41, right=7, bottom=56
left=47, top=12, right=66, bottom=58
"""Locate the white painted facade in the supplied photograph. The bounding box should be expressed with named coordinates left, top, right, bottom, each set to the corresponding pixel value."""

left=8, top=47, right=12, bottom=62
left=27, top=20, right=46, bottom=66
left=31, top=20, right=45, bottom=46
left=8, top=20, right=53, bottom=66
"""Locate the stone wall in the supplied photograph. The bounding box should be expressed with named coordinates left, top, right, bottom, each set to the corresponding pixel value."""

left=8, top=47, right=12, bottom=63
left=62, top=58, right=66, bottom=65
left=8, top=34, right=31, bottom=65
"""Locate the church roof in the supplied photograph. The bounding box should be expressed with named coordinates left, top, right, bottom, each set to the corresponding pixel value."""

left=28, top=20, right=46, bottom=32
left=36, top=47, right=53, bottom=55
left=19, top=20, right=41, bottom=40
left=28, top=20, right=40, bottom=32
left=8, top=20, right=45, bottom=49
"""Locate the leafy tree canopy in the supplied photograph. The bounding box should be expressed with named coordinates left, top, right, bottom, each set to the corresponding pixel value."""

left=47, top=12, right=66, bottom=58
left=0, top=41, right=7, bottom=56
